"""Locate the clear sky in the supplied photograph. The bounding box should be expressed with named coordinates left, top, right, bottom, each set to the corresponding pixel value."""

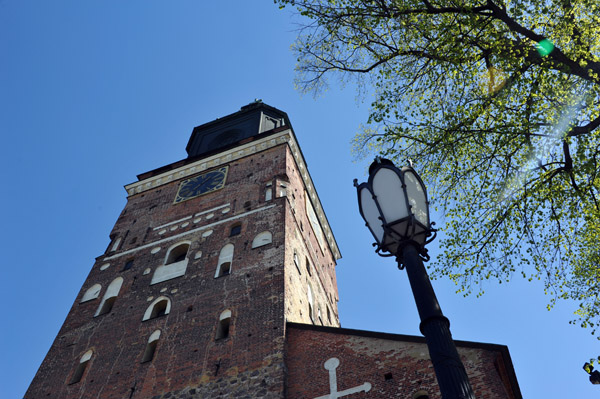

left=1, top=1, right=597, bottom=398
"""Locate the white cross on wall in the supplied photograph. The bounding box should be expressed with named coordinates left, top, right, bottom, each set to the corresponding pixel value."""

left=313, top=357, right=372, bottom=399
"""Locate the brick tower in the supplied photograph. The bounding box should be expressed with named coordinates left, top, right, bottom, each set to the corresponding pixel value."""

left=26, top=102, right=341, bottom=399
left=26, top=102, right=521, bottom=399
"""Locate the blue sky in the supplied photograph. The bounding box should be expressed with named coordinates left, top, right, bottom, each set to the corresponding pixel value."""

left=1, top=1, right=597, bottom=398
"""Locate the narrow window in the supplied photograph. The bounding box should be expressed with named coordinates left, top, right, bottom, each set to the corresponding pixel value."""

left=229, top=223, right=242, bottom=237
left=215, top=244, right=234, bottom=278
left=294, top=250, right=301, bottom=274
left=279, top=183, right=287, bottom=197
left=122, top=258, right=134, bottom=271
left=327, top=306, right=332, bottom=324
left=110, top=237, right=121, bottom=252
left=142, top=297, right=171, bottom=321
left=265, top=183, right=273, bottom=201
left=305, top=257, right=312, bottom=276
left=141, top=330, right=161, bottom=363
left=69, top=350, right=93, bottom=384
left=317, top=307, right=323, bottom=325
left=95, top=277, right=123, bottom=317
left=216, top=310, right=232, bottom=340
left=307, top=284, right=314, bottom=322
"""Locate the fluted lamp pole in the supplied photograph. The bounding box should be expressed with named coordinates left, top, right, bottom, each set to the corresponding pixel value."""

left=354, top=157, right=476, bottom=399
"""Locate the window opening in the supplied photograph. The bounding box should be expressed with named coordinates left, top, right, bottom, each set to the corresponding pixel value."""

left=265, top=183, right=273, bottom=201
left=95, top=277, right=123, bottom=317
left=307, top=284, right=314, bottom=322
left=166, top=243, right=190, bottom=264
left=216, top=310, right=232, bottom=340
left=294, top=250, right=301, bottom=274
left=122, top=258, right=134, bottom=271
left=413, top=391, right=429, bottom=399
left=229, top=223, right=242, bottom=237
left=69, top=350, right=92, bottom=384
left=306, top=257, right=312, bottom=276
left=251, top=231, right=272, bottom=248
left=141, top=330, right=161, bottom=363
left=143, top=297, right=171, bottom=321
left=215, top=244, right=234, bottom=278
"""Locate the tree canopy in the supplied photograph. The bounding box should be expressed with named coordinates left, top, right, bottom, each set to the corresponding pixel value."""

left=276, top=0, right=600, bottom=337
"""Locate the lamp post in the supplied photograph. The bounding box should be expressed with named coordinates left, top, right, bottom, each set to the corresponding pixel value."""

left=354, top=157, right=476, bottom=399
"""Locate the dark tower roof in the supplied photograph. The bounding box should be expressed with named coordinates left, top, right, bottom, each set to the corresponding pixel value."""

left=185, top=100, right=292, bottom=159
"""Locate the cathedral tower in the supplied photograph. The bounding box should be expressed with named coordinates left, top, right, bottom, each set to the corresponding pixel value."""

left=26, top=102, right=341, bottom=398
left=26, top=102, right=521, bottom=399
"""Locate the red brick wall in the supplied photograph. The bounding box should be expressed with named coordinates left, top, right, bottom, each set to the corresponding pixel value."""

left=285, top=323, right=519, bottom=399
left=26, top=145, right=294, bottom=399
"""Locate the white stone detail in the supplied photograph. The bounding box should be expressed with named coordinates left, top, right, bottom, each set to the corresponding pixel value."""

left=194, top=251, right=202, bottom=259
left=252, top=231, right=273, bottom=248
left=313, top=358, right=371, bottom=399
left=193, top=218, right=202, bottom=224
left=158, top=229, right=167, bottom=235
left=151, top=247, right=161, bottom=254
left=160, top=287, right=167, bottom=293
left=80, top=284, right=102, bottom=303
left=151, top=259, right=188, bottom=285
left=205, top=213, right=214, bottom=220
left=100, top=263, right=110, bottom=271
left=170, top=225, right=178, bottom=231
left=147, top=297, right=154, bottom=302
left=202, top=230, right=213, bottom=238
left=181, top=222, right=189, bottom=228
left=143, top=268, right=151, bottom=275
left=170, top=289, right=178, bottom=294
left=221, top=207, right=230, bottom=213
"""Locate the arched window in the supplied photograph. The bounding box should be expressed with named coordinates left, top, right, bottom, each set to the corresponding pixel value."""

left=251, top=231, right=272, bottom=249
left=165, top=243, right=190, bottom=264
left=141, top=330, right=161, bottom=363
left=413, top=390, right=430, bottom=399
left=216, top=310, right=232, bottom=340
left=80, top=284, right=102, bottom=303
left=307, top=284, right=314, bottom=322
left=69, top=349, right=93, bottom=384
left=317, top=306, right=323, bottom=325
left=229, top=223, right=242, bottom=237
left=215, top=244, right=234, bottom=278
left=151, top=241, right=191, bottom=285
left=142, top=296, right=171, bottom=321
left=95, top=277, right=123, bottom=317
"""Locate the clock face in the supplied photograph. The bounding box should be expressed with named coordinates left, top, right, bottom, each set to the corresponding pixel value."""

left=174, top=166, right=228, bottom=203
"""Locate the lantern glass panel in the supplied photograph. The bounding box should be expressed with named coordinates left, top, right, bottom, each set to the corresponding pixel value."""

left=359, top=187, right=384, bottom=244
left=404, top=170, right=429, bottom=226
left=372, top=168, right=408, bottom=225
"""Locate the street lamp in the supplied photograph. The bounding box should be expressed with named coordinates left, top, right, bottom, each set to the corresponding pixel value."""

left=354, top=157, right=476, bottom=399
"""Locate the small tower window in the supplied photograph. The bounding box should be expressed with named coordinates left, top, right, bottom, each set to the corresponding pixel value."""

left=141, top=330, right=161, bottom=363
left=142, top=297, right=171, bottom=321
left=307, top=284, right=314, bottom=323
left=80, top=284, right=102, bottom=303
left=305, top=257, right=312, bottom=276
left=294, top=250, right=301, bottom=274
left=327, top=305, right=332, bottom=324
left=265, top=183, right=273, bottom=201
left=229, top=223, right=242, bottom=237
left=251, top=231, right=272, bottom=248
left=413, top=391, right=430, bottom=399
left=215, top=244, right=234, bottom=278
left=278, top=183, right=288, bottom=197
left=216, top=310, right=232, bottom=340
left=69, top=350, right=93, bottom=384
left=95, top=277, right=123, bottom=317
left=166, top=243, right=189, bottom=264
left=122, top=258, right=134, bottom=271
left=317, top=306, right=323, bottom=325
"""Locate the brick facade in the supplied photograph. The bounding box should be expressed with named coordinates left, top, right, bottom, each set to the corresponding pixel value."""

left=25, top=103, right=520, bottom=399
